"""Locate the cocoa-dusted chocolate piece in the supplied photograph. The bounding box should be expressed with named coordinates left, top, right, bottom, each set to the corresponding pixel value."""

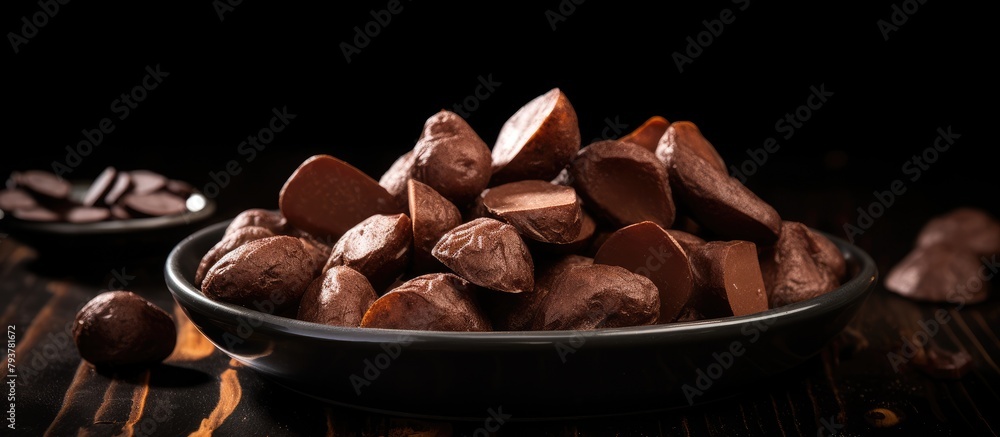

left=225, top=208, right=288, bottom=236
left=65, top=207, right=110, bottom=224
left=104, top=172, right=132, bottom=205
left=0, top=189, right=37, bottom=211
left=885, top=243, right=989, bottom=304
left=324, top=213, right=413, bottom=292
left=531, top=264, right=659, bottom=330
left=202, top=236, right=316, bottom=311
left=82, top=166, right=117, bottom=207
left=570, top=140, right=675, bottom=229
left=594, top=221, right=693, bottom=322
left=195, top=226, right=275, bottom=287
left=655, top=121, right=727, bottom=174
left=759, top=222, right=844, bottom=307
left=11, top=170, right=71, bottom=200
left=411, top=111, right=493, bottom=206
left=665, top=139, right=780, bottom=243
left=11, top=207, right=60, bottom=222
left=73, top=291, right=176, bottom=367
left=689, top=241, right=769, bottom=318
left=483, top=255, right=593, bottom=331
left=408, top=179, right=462, bottom=271
left=360, top=273, right=491, bottom=331
left=916, top=208, right=1000, bottom=256
left=665, top=229, right=706, bottom=255
left=298, top=266, right=378, bottom=327
left=122, top=192, right=188, bottom=217
left=129, top=170, right=168, bottom=195
left=432, top=218, right=534, bottom=293
left=619, top=116, right=669, bottom=153
left=298, top=236, right=332, bottom=276
left=379, top=150, right=416, bottom=208
left=491, top=88, right=581, bottom=184
left=482, top=180, right=583, bottom=244
left=533, top=211, right=596, bottom=254
left=279, top=155, right=399, bottom=239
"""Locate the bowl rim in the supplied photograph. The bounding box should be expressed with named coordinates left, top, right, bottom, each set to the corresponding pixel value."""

left=166, top=220, right=877, bottom=346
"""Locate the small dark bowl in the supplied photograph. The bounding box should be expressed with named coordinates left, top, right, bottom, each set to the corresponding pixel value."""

left=166, top=220, right=876, bottom=420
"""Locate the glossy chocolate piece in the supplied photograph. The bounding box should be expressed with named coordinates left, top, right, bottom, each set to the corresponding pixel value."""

left=484, top=255, right=593, bottom=331
left=759, top=222, right=844, bottom=307
left=531, top=264, right=659, bottom=330
left=129, top=170, right=168, bottom=195
left=297, top=266, right=378, bottom=327
left=104, top=172, right=132, bottom=205
left=82, top=166, right=117, bottom=207
left=913, top=346, right=972, bottom=379
left=195, top=226, right=275, bottom=287
left=594, top=221, right=693, bottom=323
left=432, top=218, right=534, bottom=293
left=411, top=111, right=492, bottom=206
left=619, top=116, right=669, bottom=153
left=279, top=155, right=399, bottom=239
left=665, top=139, right=780, bottom=244
left=11, top=170, right=71, bottom=200
left=885, top=243, right=989, bottom=304
left=916, top=208, right=1000, bottom=255
left=225, top=208, right=288, bottom=236
left=690, top=241, right=769, bottom=318
left=570, top=140, right=675, bottom=229
left=491, top=88, right=581, bottom=184
left=324, top=213, right=413, bottom=292
left=655, top=121, right=727, bottom=174
left=11, top=207, right=60, bottom=222
left=73, top=291, right=176, bottom=367
left=482, top=180, right=583, bottom=244
left=0, top=189, right=37, bottom=211
left=202, top=236, right=316, bottom=311
left=664, top=229, right=706, bottom=255
left=360, top=273, right=491, bottom=331
left=65, top=207, right=111, bottom=224
left=408, top=179, right=462, bottom=271
left=109, top=205, right=131, bottom=220
left=122, top=192, right=188, bottom=217
left=379, top=150, right=416, bottom=209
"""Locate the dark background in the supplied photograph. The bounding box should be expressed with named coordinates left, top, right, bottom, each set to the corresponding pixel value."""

left=3, top=0, right=995, bottom=253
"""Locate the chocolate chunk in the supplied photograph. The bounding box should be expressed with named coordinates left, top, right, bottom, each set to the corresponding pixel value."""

left=225, top=209, right=288, bottom=236
left=129, top=170, right=168, bottom=195
left=665, top=229, right=706, bottom=255
left=298, top=236, right=332, bottom=276
left=550, top=168, right=573, bottom=186
left=166, top=179, right=195, bottom=197
left=73, top=291, right=177, bottom=367
left=570, top=140, right=675, bottom=228
left=432, top=218, right=534, bottom=293
left=82, top=166, right=117, bottom=207
left=411, top=111, right=493, bottom=206
left=483, top=255, right=593, bottom=331
left=11, top=170, right=71, bottom=200
left=913, top=345, right=972, bottom=379
left=298, top=266, right=378, bottom=327
left=379, top=150, right=416, bottom=209
left=279, top=155, right=399, bottom=239
left=65, top=207, right=111, bottom=224
left=408, top=179, right=462, bottom=271
left=491, top=88, right=581, bottom=184
left=201, top=236, right=316, bottom=311
left=104, top=172, right=132, bottom=205
left=0, top=189, right=37, bottom=211
left=885, top=243, right=989, bottom=304
left=689, top=241, right=769, bottom=318
left=122, top=192, right=188, bottom=217
left=665, top=139, right=780, bottom=243
left=916, top=208, right=1000, bottom=256
left=533, top=211, right=596, bottom=254
left=531, top=264, right=660, bottom=330
left=110, top=205, right=131, bottom=220
left=759, top=222, right=844, bottom=307
left=11, top=207, right=60, bottom=222
left=324, top=213, right=413, bottom=292
left=595, top=221, right=694, bottom=322
left=655, top=121, right=727, bottom=174
left=195, top=226, right=276, bottom=287
left=360, top=273, right=491, bottom=331
left=482, top=180, right=583, bottom=244
left=619, top=116, right=669, bottom=153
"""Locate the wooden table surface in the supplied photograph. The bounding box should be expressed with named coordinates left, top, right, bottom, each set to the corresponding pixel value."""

left=3, top=203, right=999, bottom=437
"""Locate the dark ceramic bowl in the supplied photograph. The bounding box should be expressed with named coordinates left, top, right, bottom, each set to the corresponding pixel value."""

left=166, top=220, right=877, bottom=420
